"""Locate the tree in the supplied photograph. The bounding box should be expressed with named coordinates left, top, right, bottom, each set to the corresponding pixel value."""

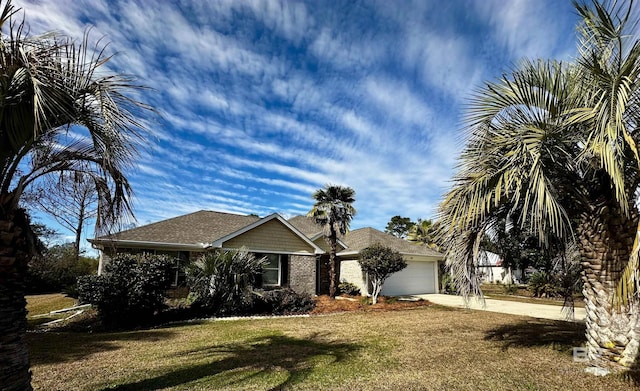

left=0, top=1, right=149, bottom=388
left=32, top=172, right=98, bottom=259
left=358, top=243, right=407, bottom=305
left=308, top=184, right=356, bottom=299
left=437, top=0, right=640, bottom=372
left=407, top=219, right=439, bottom=249
left=385, top=215, right=415, bottom=238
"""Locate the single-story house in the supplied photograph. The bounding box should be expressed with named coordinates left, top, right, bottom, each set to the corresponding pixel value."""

left=477, top=251, right=521, bottom=284
left=89, top=210, right=443, bottom=296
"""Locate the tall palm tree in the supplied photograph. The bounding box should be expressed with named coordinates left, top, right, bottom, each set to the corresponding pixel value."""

left=308, top=184, right=356, bottom=298
left=438, top=0, right=640, bottom=372
left=0, top=1, right=149, bottom=389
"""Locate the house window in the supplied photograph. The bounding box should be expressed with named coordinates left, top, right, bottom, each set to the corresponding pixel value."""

left=262, top=254, right=281, bottom=286
left=116, top=248, right=189, bottom=287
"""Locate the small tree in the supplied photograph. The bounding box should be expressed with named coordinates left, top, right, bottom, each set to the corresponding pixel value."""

left=358, top=243, right=407, bottom=304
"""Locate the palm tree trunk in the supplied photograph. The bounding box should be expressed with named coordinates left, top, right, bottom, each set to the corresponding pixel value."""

left=0, top=204, right=34, bottom=391
left=578, top=205, right=640, bottom=372
left=329, top=227, right=337, bottom=299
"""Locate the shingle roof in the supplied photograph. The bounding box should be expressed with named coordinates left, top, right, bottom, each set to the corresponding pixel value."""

left=341, top=227, right=443, bottom=257
left=288, top=215, right=323, bottom=237
left=93, top=210, right=260, bottom=245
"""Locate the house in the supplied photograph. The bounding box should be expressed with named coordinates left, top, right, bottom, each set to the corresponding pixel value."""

left=476, top=251, right=521, bottom=284
left=89, top=210, right=443, bottom=296
left=288, top=216, right=443, bottom=295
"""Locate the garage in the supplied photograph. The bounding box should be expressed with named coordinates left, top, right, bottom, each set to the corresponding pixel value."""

left=381, top=260, right=437, bottom=296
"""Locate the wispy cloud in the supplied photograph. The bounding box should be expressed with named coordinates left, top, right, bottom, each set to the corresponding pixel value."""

left=14, top=0, right=580, bottom=242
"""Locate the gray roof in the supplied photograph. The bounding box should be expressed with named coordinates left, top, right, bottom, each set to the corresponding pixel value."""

left=341, top=227, right=443, bottom=257
left=91, top=210, right=442, bottom=259
left=93, top=210, right=260, bottom=245
left=288, top=215, right=323, bottom=237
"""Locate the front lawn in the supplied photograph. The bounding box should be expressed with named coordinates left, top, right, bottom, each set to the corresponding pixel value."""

left=26, top=293, right=78, bottom=328
left=27, top=305, right=639, bottom=390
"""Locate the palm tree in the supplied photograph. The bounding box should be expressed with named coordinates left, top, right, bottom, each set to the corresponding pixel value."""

left=0, top=1, right=149, bottom=389
left=407, top=218, right=438, bottom=249
left=438, top=0, right=640, bottom=372
left=308, top=184, right=356, bottom=298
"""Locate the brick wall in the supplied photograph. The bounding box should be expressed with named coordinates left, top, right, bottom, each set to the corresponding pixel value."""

left=288, top=254, right=316, bottom=295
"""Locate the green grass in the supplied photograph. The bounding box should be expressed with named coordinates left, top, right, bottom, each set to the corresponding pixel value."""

left=27, top=306, right=640, bottom=390
left=481, top=284, right=586, bottom=308
left=26, top=293, right=78, bottom=328
left=27, top=293, right=77, bottom=316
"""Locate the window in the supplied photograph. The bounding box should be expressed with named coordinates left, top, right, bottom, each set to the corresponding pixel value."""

left=156, top=250, right=189, bottom=286
left=116, top=248, right=189, bottom=287
left=262, top=254, right=281, bottom=286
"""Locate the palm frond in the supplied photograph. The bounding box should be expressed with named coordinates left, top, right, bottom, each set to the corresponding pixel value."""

left=0, top=6, right=152, bottom=232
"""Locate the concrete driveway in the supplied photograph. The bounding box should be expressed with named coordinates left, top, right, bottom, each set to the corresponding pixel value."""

left=415, top=294, right=586, bottom=322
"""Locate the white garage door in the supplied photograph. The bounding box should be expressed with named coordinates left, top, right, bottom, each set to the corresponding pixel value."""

left=381, top=261, right=436, bottom=296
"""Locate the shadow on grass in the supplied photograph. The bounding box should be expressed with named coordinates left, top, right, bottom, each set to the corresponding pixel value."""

left=484, top=318, right=585, bottom=352
left=27, top=329, right=176, bottom=365
left=485, top=319, right=640, bottom=386
left=103, top=332, right=360, bottom=391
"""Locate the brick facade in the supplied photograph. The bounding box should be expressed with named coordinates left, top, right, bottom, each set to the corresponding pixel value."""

left=288, top=254, right=316, bottom=295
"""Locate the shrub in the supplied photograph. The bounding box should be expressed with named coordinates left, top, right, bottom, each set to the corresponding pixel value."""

left=26, top=243, right=99, bottom=295
left=253, top=289, right=315, bottom=315
left=186, top=247, right=265, bottom=316
left=77, top=253, right=174, bottom=328
left=439, top=272, right=456, bottom=294
left=338, top=281, right=361, bottom=296
left=528, top=271, right=561, bottom=298
left=501, top=283, right=519, bottom=295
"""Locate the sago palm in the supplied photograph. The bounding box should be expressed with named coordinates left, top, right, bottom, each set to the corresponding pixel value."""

left=308, top=184, right=356, bottom=298
left=0, top=1, right=150, bottom=389
left=438, top=0, right=640, bottom=372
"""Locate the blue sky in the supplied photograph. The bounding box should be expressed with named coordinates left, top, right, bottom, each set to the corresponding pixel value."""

left=14, top=0, right=581, bottom=251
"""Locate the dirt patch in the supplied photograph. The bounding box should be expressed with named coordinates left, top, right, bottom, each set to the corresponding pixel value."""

left=311, top=295, right=432, bottom=314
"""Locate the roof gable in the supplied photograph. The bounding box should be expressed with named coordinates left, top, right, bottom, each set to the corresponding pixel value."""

left=212, top=214, right=323, bottom=254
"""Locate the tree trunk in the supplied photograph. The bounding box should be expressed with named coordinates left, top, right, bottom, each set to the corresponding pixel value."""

left=73, top=201, right=85, bottom=261
left=578, top=205, right=640, bottom=372
left=371, top=279, right=380, bottom=305
left=0, top=206, right=34, bottom=391
left=329, top=227, right=337, bottom=299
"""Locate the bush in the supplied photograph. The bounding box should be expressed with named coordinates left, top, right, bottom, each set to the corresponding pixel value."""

left=186, top=247, right=265, bottom=316
left=26, top=243, right=99, bottom=295
left=77, top=253, right=174, bottom=328
left=253, top=289, right=315, bottom=315
left=338, top=281, right=361, bottom=296
left=528, top=271, right=561, bottom=298
left=439, top=272, right=456, bottom=294
left=501, top=283, right=519, bottom=295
